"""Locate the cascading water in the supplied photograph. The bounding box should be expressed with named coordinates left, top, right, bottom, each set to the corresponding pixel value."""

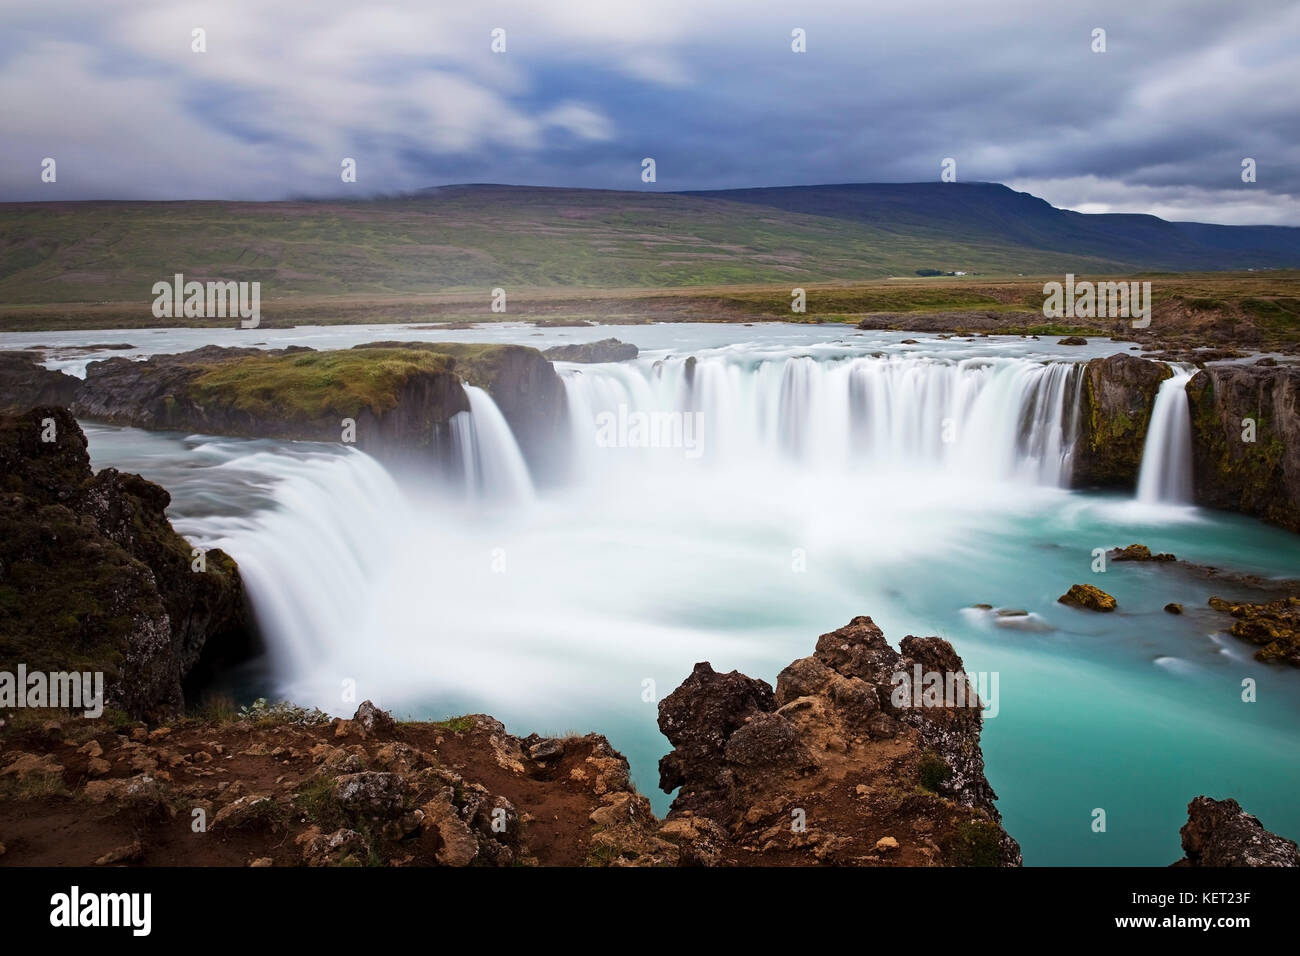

left=449, top=385, right=535, bottom=501
left=77, top=335, right=1300, bottom=866
left=208, top=351, right=1091, bottom=708
left=1136, top=369, right=1195, bottom=504
left=559, top=353, right=1086, bottom=487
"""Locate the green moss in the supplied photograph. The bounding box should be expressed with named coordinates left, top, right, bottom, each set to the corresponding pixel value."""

left=189, top=348, right=454, bottom=421
left=295, top=775, right=345, bottom=830
left=948, top=819, right=1004, bottom=867
left=432, top=715, right=475, bottom=734
left=918, top=750, right=952, bottom=792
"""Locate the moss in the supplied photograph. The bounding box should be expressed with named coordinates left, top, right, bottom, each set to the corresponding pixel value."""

left=948, top=819, right=1004, bottom=867
left=295, top=774, right=346, bottom=830
left=432, top=715, right=475, bottom=734
left=189, top=348, right=454, bottom=421
left=918, top=750, right=952, bottom=792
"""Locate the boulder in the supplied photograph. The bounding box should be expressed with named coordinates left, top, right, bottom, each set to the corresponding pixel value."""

left=1058, top=583, right=1117, bottom=611
left=1174, top=797, right=1299, bottom=866
left=543, top=338, right=638, bottom=363
left=352, top=700, right=396, bottom=738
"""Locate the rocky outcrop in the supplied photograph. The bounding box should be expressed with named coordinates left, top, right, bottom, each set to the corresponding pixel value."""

left=0, top=620, right=1022, bottom=867
left=543, top=338, right=639, bottom=363
left=1186, top=364, right=1300, bottom=532
left=0, top=351, right=80, bottom=412
left=657, top=615, right=1021, bottom=866
left=72, top=346, right=470, bottom=464
left=1071, top=354, right=1172, bottom=489
left=0, top=407, right=252, bottom=720
left=1174, top=797, right=1299, bottom=867
left=1110, top=543, right=1175, bottom=562
left=352, top=342, right=568, bottom=478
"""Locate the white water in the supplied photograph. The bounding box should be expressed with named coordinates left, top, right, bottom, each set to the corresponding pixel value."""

left=1136, top=370, right=1195, bottom=504
left=450, top=385, right=535, bottom=502
left=561, top=352, right=1085, bottom=487
left=198, top=351, right=1092, bottom=710
left=76, top=330, right=1300, bottom=867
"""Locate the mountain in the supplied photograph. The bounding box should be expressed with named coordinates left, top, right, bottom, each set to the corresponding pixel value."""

left=1, top=183, right=1297, bottom=305
left=684, top=182, right=1300, bottom=272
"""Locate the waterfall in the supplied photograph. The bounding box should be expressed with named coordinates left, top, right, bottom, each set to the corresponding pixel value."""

left=1136, top=370, right=1194, bottom=504
left=559, top=353, right=1085, bottom=487
left=448, top=385, right=535, bottom=502
left=199, top=350, right=1093, bottom=717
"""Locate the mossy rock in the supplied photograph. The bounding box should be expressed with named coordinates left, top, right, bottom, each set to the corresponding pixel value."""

left=1058, top=583, right=1117, bottom=612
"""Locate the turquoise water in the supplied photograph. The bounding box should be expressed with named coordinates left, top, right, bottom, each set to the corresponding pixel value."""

left=66, top=324, right=1300, bottom=867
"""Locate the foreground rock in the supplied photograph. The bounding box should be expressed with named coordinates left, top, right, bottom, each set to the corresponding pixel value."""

left=658, top=616, right=1021, bottom=865
left=1071, top=354, right=1171, bottom=489
left=0, top=407, right=252, bottom=719
left=0, top=619, right=1023, bottom=867
left=1174, top=797, right=1299, bottom=867
left=543, top=338, right=638, bottom=363
left=1186, top=363, right=1300, bottom=533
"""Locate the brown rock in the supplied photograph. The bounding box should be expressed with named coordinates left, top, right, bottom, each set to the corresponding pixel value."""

left=1175, top=797, right=1299, bottom=867
left=93, top=841, right=143, bottom=866
left=1058, top=583, right=1117, bottom=611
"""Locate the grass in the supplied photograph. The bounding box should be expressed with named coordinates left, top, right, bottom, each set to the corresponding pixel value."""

left=947, top=819, right=1006, bottom=867
left=918, top=751, right=953, bottom=793
left=0, top=766, right=69, bottom=800
left=188, top=347, right=454, bottom=420
left=0, top=187, right=1135, bottom=308
left=431, top=716, right=475, bottom=734
left=296, top=774, right=345, bottom=830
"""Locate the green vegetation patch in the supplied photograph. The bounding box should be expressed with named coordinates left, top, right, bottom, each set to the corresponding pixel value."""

left=189, top=348, right=454, bottom=420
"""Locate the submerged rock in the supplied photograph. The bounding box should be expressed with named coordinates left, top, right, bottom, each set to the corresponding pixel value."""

left=1174, top=797, right=1299, bottom=867
left=1058, top=583, right=1117, bottom=611
left=1111, top=543, right=1176, bottom=562
left=1207, top=595, right=1300, bottom=666
left=1057, top=336, right=1088, bottom=346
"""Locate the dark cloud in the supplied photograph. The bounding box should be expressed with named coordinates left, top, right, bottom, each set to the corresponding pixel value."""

left=1, top=0, right=1295, bottom=223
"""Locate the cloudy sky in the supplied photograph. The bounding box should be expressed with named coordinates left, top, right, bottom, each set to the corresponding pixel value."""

left=2, top=0, right=1296, bottom=224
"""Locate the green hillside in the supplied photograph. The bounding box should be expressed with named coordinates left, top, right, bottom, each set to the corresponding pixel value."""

left=0, top=184, right=1137, bottom=305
